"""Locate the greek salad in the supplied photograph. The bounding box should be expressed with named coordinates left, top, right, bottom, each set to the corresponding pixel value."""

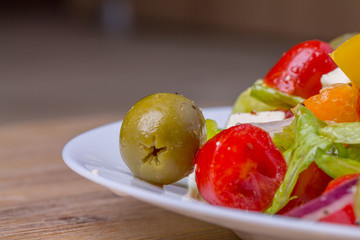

left=190, top=33, right=360, bottom=226
left=119, top=32, right=360, bottom=227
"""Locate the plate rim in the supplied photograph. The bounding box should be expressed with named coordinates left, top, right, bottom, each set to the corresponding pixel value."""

left=62, top=106, right=360, bottom=239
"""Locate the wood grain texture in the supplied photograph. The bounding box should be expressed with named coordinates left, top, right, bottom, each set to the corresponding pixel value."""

left=0, top=114, right=239, bottom=240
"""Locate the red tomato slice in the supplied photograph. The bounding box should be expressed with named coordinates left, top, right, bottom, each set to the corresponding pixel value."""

left=264, top=40, right=337, bottom=99
left=278, top=162, right=332, bottom=214
left=319, top=204, right=356, bottom=225
left=195, top=124, right=287, bottom=212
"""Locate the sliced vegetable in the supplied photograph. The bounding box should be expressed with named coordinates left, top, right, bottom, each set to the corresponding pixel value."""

left=319, top=204, right=356, bottom=225
left=195, top=124, right=287, bottom=212
left=266, top=105, right=332, bottom=214
left=283, top=177, right=359, bottom=225
left=303, top=83, right=359, bottom=123
left=232, top=87, right=276, bottom=113
left=272, top=119, right=296, bottom=152
left=330, top=33, right=360, bottom=87
left=355, top=179, right=360, bottom=222
left=319, top=122, right=360, bottom=144
left=250, top=79, right=304, bottom=109
left=315, top=151, right=360, bottom=179
left=264, top=40, right=337, bottom=99
left=323, top=174, right=360, bottom=194
left=277, top=162, right=332, bottom=214
left=347, top=146, right=360, bottom=162
left=296, top=174, right=360, bottom=225
left=205, top=119, right=221, bottom=141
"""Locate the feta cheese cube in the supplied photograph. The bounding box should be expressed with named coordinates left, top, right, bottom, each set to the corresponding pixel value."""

left=226, top=111, right=286, bottom=129
left=321, top=67, right=350, bottom=88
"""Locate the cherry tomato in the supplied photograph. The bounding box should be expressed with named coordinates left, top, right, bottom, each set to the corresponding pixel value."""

left=195, top=124, right=287, bottom=212
left=264, top=40, right=337, bottom=99
left=278, top=162, right=332, bottom=214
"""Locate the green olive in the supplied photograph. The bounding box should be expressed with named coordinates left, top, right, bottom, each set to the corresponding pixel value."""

left=119, top=93, right=206, bottom=185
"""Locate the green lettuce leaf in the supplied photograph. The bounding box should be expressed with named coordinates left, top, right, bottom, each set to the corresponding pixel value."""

left=315, top=150, right=360, bottom=179
left=250, top=79, right=304, bottom=110
left=267, top=105, right=360, bottom=214
left=315, top=123, right=360, bottom=177
left=206, top=119, right=221, bottom=141
left=266, top=105, right=332, bottom=214
left=319, top=122, right=360, bottom=144
left=347, top=145, right=360, bottom=162
left=272, top=120, right=296, bottom=153
left=232, top=87, right=276, bottom=113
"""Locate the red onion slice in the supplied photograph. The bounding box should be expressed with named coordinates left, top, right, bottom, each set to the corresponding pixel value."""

left=283, top=177, right=359, bottom=220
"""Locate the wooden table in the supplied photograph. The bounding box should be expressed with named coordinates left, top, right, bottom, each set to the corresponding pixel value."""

left=0, top=113, right=239, bottom=239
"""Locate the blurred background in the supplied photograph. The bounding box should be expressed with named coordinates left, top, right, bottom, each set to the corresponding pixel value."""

left=1, top=0, right=360, bottom=124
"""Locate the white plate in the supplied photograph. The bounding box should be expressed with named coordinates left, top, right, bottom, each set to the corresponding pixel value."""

left=62, top=106, right=360, bottom=240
